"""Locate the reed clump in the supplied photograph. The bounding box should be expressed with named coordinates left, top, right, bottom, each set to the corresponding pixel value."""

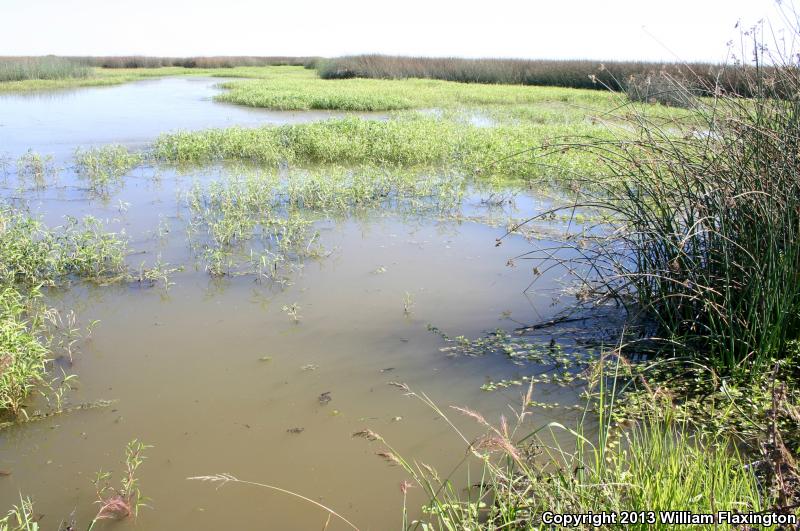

left=0, top=56, right=91, bottom=82
left=316, top=55, right=759, bottom=96
left=71, top=56, right=317, bottom=69
left=513, top=22, right=800, bottom=377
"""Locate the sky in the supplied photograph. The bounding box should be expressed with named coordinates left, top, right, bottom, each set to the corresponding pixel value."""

left=0, top=0, right=792, bottom=62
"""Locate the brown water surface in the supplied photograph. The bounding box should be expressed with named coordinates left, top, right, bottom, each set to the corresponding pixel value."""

left=0, top=81, right=585, bottom=530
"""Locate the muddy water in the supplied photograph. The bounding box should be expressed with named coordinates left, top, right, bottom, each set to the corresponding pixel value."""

left=0, top=81, right=584, bottom=530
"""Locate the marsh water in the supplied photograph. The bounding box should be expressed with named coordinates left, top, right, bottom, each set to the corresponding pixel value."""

left=0, top=78, right=586, bottom=530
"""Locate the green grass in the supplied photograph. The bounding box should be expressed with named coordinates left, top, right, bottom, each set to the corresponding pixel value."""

left=154, top=114, right=614, bottom=183
left=15, top=151, right=57, bottom=189
left=0, top=439, right=150, bottom=530
left=0, top=206, right=127, bottom=415
left=214, top=66, right=620, bottom=111
left=0, top=204, right=179, bottom=417
left=371, top=373, right=774, bottom=530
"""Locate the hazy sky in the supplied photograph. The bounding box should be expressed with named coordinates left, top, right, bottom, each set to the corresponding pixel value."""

left=0, top=0, right=790, bottom=61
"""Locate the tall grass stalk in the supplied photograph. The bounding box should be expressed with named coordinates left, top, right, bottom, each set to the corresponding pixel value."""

left=0, top=57, right=90, bottom=82
left=188, top=474, right=361, bottom=530
left=317, top=55, right=761, bottom=96
left=354, top=358, right=771, bottom=530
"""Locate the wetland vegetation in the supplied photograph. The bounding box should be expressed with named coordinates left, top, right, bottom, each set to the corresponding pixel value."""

left=1, top=13, right=799, bottom=529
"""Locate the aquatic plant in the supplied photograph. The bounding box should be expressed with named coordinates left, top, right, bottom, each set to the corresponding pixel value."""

left=281, top=303, right=302, bottom=323
left=74, top=145, right=142, bottom=194
left=0, top=207, right=128, bottom=286
left=0, top=286, right=48, bottom=416
left=402, top=291, right=414, bottom=316
left=16, top=151, right=56, bottom=189
left=184, top=167, right=464, bottom=279
left=0, top=440, right=149, bottom=531
left=214, top=66, right=620, bottom=112
left=89, top=439, right=151, bottom=529
left=154, top=116, right=611, bottom=182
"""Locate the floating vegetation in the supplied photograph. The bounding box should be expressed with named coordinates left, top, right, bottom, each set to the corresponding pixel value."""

left=426, top=326, right=599, bottom=392
left=74, top=145, right=143, bottom=195
left=402, top=291, right=414, bottom=316
left=318, top=391, right=332, bottom=405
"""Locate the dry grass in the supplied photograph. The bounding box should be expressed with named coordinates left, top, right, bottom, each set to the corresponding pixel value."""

left=317, top=55, right=760, bottom=96
left=70, top=56, right=317, bottom=69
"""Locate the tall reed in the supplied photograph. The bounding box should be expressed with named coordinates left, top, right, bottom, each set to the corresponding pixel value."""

left=317, top=55, right=759, bottom=96
left=0, top=57, right=91, bottom=82
left=70, top=56, right=317, bottom=69
left=510, top=18, right=800, bottom=375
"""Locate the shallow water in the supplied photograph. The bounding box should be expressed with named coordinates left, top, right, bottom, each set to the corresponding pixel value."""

left=0, top=76, right=388, bottom=159
left=0, top=79, right=586, bottom=530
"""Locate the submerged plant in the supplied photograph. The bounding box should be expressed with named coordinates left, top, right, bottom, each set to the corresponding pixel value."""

left=281, top=302, right=302, bottom=323
left=402, top=291, right=414, bottom=316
